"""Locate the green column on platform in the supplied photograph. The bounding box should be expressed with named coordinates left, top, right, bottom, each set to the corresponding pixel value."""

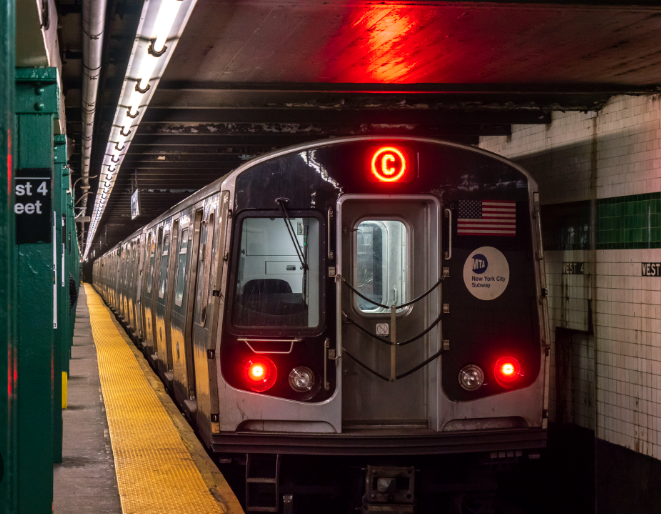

left=53, top=135, right=67, bottom=463
left=15, top=67, right=58, bottom=514
left=0, top=1, right=16, bottom=513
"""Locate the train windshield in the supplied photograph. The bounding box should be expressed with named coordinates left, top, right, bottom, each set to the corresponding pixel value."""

left=233, top=216, right=320, bottom=328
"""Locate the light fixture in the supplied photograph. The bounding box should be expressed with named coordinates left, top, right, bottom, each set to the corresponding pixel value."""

left=82, top=0, right=197, bottom=259
left=150, top=0, right=184, bottom=54
left=289, top=366, right=315, bottom=392
left=244, top=357, right=277, bottom=392
left=458, top=364, right=485, bottom=391
left=494, top=356, right=522, bottom=388
left=370, top=146, right=408, bottom=182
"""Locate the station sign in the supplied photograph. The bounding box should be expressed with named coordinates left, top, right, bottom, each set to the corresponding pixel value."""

left=641, top=263, right=661, bottom=277
left=131, top=189, right=141, bottom=220
left=15, top=168, right=52, bottom=244
left=562, top=262, right=584, bottom=275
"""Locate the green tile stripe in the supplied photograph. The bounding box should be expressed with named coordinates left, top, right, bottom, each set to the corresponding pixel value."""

left=597, top=192, right=661, bottom=250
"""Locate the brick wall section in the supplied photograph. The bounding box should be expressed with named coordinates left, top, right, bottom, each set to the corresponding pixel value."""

left=480, top=94, right=661, bottom=460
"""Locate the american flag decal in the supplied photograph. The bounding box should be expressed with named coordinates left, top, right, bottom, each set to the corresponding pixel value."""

left=457, top=200, right=516, bottom=236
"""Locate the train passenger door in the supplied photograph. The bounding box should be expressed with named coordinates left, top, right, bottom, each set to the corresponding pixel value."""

left=170, top=209, right=202, bottom=410
left=183, top=209, right=204, bottom=402
left=135, top=236, right=145, bottom=340
left=191, top=208, right=216, bottom=424
left=143, top=232, right=158, bottom=358
left=339, top=195, right=441, bottom=429
left=163, top=220, right=180, bottom=375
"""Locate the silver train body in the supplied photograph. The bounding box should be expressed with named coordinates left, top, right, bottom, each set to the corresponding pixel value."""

left=93, top=137, right=549, bottom=508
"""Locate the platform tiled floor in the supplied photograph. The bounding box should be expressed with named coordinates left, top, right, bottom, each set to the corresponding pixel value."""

left=54, top=285, right=242, bottom=513
left=53, top=286, right=122, bottom=513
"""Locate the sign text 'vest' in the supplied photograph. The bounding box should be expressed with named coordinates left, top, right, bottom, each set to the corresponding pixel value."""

left=641, top=263, right=661, bottom=277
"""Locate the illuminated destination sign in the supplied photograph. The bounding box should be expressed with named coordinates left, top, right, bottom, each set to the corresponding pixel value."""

left=368, top=146, right=414, bottom=183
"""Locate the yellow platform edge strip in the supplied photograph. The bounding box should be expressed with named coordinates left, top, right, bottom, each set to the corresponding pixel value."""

left=62, top=372, right=67, bottom=409
left=84, top=284, right=230, bottom=514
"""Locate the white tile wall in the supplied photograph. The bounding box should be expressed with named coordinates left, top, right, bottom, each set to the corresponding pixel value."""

left=480, top=94, right=661, bottom=460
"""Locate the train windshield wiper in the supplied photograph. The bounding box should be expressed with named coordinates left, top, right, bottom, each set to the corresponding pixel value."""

left=275, top=197, right=308, bottom=271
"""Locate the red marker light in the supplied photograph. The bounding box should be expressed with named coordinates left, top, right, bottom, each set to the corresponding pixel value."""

left=494, top=356, right=522, bottom=387
left=244, top=356, right=277, bottom=392
left=371, top=147, right=407, bottom=182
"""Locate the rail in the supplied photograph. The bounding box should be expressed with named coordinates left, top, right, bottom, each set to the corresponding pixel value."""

left=340, top=274, right=445, bottom=381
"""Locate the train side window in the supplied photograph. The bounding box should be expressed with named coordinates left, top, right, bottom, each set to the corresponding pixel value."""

left=147, top=239, right=155, bottom=293
left=233, top=216, right=320, bottom=328
left=158, top=234, right=170, bottom=298
left=355, top=220, right=408, bottom=314
left=174, top=229, right=189, bottom=306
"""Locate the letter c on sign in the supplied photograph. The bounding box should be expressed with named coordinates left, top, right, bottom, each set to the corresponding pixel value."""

left=371, top=147, right=406, bottom=182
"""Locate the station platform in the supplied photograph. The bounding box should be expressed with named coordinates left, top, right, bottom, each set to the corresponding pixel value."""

left=53, top=284, right=243, bottom=514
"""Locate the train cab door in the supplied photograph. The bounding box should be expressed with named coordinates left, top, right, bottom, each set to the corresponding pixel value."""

left=338, top=195, right=441, bottom=430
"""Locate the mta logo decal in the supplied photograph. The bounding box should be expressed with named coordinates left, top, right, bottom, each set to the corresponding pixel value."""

left=472, top=254, right=488, bottom=274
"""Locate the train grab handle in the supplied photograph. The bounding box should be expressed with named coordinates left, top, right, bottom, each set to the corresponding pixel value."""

left=343, top=346, right=444, bottom=383
left=444, top=208, right=452, bottom=261
left=341, top=275, right=443, bottom=310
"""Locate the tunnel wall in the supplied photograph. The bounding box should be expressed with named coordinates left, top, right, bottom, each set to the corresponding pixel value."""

left=480, top=94, right=661, bottom=460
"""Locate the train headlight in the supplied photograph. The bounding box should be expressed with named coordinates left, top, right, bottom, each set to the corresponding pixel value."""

left=494, top=356, right=522, bottom=387
left=289, top=366, right=315, bottom=392
left=458, top=364, right=484, bottom=391
left=244, top=357, right=277, bottom=392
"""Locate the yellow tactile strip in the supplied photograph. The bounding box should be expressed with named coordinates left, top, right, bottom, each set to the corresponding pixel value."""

left=84, top=284, right=229, bottom=514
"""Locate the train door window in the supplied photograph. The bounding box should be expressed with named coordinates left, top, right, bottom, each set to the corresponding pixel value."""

left=147, top=236, right=155, bottom=293
left=355, top=220, right=408, bottom=314
left=158, top=234, right=170, bottom=298
left=174, top=229, right=189, bottom=306
left=129, top=245, right=135, bottom=286
left=195, top=212, right=214, bottom=325
left=233, top=216, right=321, bottom=328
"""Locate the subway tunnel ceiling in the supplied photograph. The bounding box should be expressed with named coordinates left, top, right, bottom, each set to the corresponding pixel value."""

left=56, top=0, right=661, bottom=255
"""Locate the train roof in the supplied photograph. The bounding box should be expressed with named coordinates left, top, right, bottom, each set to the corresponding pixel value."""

left=95, top=136, right=537, bottom=262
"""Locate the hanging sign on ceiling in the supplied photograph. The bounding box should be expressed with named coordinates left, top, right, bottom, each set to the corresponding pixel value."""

left=131, top=189, right=141, bottom=220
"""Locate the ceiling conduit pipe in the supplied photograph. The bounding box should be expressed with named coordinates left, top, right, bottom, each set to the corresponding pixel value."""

left=79, top=0, right=108, bottom=243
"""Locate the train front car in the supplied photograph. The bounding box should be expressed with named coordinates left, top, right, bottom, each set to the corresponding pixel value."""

left=214, top=137, right=549, bottom=512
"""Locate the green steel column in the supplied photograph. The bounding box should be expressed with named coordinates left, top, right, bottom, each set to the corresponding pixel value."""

left=65, top=176, right=72, bottom=375
left=0, top=1, right=16, bottom=513
left=15, top=68, right=58, bottom=514
left=67, top=189, right=76, bottom=354
left=52, top=135, right=66, bottom=463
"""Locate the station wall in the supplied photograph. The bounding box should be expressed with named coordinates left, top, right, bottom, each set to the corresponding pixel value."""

left=480, top=94, right=661, bottom=461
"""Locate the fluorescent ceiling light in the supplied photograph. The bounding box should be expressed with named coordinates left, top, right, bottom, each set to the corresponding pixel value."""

left=83, top=0, right=197, bottom=259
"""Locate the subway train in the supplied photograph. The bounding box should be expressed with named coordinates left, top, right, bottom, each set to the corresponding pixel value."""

left=92, top=136, right=550, bottom=513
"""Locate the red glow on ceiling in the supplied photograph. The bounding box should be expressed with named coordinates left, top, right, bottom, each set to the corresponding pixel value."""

left=371, top=147, right=407, bottom=182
